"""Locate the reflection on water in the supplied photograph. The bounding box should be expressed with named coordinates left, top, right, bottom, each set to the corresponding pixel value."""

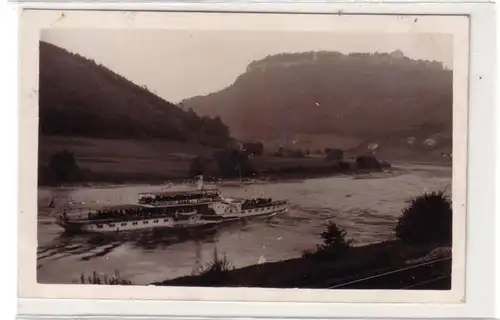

left=37, top=164, right=451, bottom=285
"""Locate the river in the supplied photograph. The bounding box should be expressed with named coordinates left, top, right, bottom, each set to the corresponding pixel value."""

left=36, top=163, right=451, bottom=285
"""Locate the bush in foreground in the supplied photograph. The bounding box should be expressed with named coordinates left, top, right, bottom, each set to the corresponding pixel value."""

left=395, top=191, right=452, bottom=245
left=195, top=248, right=234, bottom=285
left=303, top=221, right=352, bottom=259
left=318, top=221, right=353, bottom=253
left=198, top=249, right=233, bottom=274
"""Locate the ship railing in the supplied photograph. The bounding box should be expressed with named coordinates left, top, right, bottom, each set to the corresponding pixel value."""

left=139, top=190, right=220, bottom=200
left=79, top=206, right=202, bottom=222
left=241, top=199, right=288, bottom=210
left=139, top=197, right=216, bottom=206
left=275, top=200, right=288, bottom=205
left=72, top=213, right=180, bottom=224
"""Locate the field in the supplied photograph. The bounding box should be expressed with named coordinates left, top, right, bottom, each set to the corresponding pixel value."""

left=38, top=135, right=352, bottom=185
left=38, top=135, right=219, bottom=182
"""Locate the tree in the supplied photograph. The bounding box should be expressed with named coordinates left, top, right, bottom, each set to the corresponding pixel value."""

left=288, top=149, right=305, bottom=158
left=48, top=150, right=80, bottom=182
left=212, top=149, right=256, bottom=178
left=189, top=157, right=209, bottom=176
left=355, top=155, right=381, bottom=169
left=319, top=221, right=352, bottom=252
left=243, top=142, right=264, bottom=156
left=325, top=149, right=344, bottom=161
left=395, top=191, right=452, bottom=245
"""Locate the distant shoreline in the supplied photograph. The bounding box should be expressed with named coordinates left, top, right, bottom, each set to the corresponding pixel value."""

left=38, top=166, right=404, bottom=190
left=391, top=160, right=452, bottom=168
left=36, top=161, right=453, bottom=190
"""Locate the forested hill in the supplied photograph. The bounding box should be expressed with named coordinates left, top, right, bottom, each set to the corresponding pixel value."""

left=182, top=50, right=453, bottom=144
left=38, top=41, right=232, bottom=148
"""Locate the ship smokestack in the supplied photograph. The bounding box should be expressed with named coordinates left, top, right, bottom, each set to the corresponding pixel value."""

left=196, top=175, right=204, bottom=190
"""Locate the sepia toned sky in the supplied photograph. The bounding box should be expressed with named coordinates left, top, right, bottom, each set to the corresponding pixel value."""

left=42, top=29, right=453, bottom=103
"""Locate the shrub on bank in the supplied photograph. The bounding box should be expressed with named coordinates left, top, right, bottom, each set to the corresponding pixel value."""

left=325, top=149, right=344, bottom=161
left=337, top=160, right=351, bottom=172
left=195, top=248, right=234, bottom=285
left=39, top=150, right=89, bottom=185
left=74, top=270, right=132, bottom=285
left=198, top=249, right=233, bottom=274
left=395, top=191, right=452, bottom=245
left=318, top=221, right=353, bottom=254
left=380, top=161, right=391, bottom=169
left=302, top=221, right=352, bottom=259
left=355, top=155, right=382, bottom=170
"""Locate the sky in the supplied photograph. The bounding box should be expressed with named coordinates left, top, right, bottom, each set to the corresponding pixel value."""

left=42, top=29, right=453, bottom=103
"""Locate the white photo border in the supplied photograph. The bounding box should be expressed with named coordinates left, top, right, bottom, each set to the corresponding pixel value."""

left=19, top=9, right=469, bottom=303
left=17, top=1, right=496, bottom=320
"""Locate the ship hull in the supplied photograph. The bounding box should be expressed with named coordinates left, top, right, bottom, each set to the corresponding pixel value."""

left=56, top=203, right=287, bottom=234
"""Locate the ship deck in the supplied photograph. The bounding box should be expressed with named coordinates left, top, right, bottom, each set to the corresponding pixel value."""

left=139, top=188, right=220, bottom=197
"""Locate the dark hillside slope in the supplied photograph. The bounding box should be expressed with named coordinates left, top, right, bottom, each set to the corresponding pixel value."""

left=183, top=51, right=452, bottom=146
left=38, top=41, right=231, bottom=148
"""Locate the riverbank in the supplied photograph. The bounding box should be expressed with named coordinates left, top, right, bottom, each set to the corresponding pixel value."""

left=38, top=152, right=401, bottom=188
left=37, top=167, right=400, bottom=189
left=39, top=135, right=451, bottom=188
left=38, top=135, right=396, bottom=187
left=152, top=240, right=451, bottom=289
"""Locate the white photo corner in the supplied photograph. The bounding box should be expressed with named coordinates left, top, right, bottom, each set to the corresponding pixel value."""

left=15, top=1, right=497, bottom=320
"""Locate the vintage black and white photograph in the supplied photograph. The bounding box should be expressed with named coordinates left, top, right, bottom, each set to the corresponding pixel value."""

left=27, top=12, right=469, bottom=297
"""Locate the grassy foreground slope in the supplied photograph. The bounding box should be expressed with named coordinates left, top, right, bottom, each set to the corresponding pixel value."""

left=154, top=241, right=451, bottom=289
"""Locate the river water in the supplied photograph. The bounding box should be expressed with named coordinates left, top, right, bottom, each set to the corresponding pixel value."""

left=36, top=163, right=451, bottom=285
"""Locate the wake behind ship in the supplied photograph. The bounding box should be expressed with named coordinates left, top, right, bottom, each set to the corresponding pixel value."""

left=56, top=176, right=288, bottom=234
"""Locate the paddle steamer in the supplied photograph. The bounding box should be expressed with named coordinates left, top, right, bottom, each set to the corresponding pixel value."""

left=56, top=176, right=287, bottom=234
